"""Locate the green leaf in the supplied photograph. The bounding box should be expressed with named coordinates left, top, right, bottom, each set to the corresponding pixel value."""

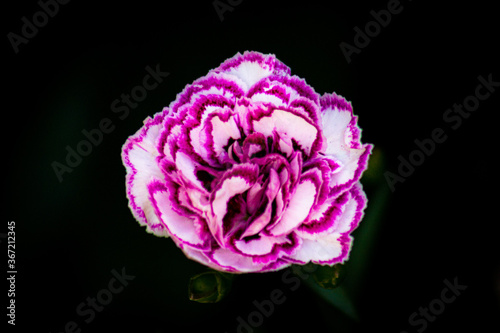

left=188, top=270, right=234, bottom=303
left=311, top=263, right=346, bottom=289
left=345, top=182, right=391, bottom=301
left=304, top=278, right=359, bottom=321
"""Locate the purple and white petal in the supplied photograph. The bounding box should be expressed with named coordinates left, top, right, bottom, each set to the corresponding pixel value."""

left=289, top=183, right=367, bottom=264
left=252, top=108, right=320, bottom=157
left=295, top=191, right=350, bottom=240
left=320, top=92, right=373, bottom=196
left=328, top=146, right=372, bottom=197
left=232, top=232, right=301, bottom=265
left=122, top=111, right=169, bottom=237
left=214, top=51, right=290, bottom=91
left=206, top=248, right=269, bottom=273
left=169, top=72, right=245, bottom=115
left=148, top=180, right=211, bottom=250
left=287, top=233, right=347, bottom=265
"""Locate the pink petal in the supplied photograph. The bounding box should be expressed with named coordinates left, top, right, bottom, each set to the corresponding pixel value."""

left=268, top=177, right=318, bottom=236
left=242, top=132, right=267, bottom=160
left=289, top=151, right=302, bottom=188
left=241, top=168, right=281, bottom=238
left=245, top=181, right=264, bottom=215
left=208, top=163, right=259, bottom=246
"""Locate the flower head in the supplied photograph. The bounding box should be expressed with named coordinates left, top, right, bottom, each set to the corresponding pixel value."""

left=122, top=51, right=372, bottom=273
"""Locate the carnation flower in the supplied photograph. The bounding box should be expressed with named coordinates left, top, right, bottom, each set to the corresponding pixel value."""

left=121, top=51, right=372, bottom=273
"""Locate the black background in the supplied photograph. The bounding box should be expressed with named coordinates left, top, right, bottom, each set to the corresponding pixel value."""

left=4, top=0, right=499, bottom=332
